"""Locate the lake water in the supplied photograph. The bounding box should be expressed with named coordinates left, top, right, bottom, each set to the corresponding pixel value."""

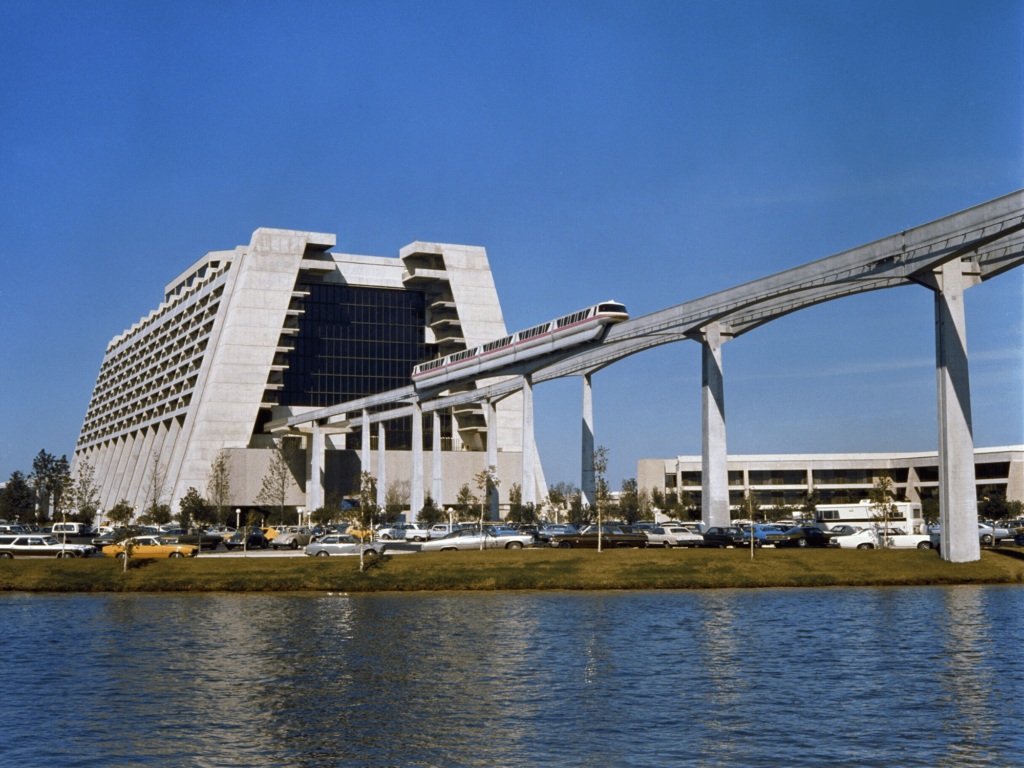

left=2, top=586, right=1024, bottom=767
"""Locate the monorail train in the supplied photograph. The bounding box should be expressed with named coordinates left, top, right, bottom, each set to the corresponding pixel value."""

left=412, top=301, right=629, bottom=389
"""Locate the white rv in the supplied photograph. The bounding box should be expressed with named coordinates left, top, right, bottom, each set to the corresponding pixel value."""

left=815, top=500, right=924, bottom=534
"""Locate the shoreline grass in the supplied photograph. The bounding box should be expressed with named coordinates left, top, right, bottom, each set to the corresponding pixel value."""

left=2, top=548, right=1024, bottom=593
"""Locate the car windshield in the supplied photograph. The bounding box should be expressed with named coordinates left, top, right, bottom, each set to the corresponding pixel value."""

left=43, top=536, right=60, bottom=545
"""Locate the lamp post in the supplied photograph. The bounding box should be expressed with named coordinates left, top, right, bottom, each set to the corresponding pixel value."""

left=235, top=509, right=240, bottom=529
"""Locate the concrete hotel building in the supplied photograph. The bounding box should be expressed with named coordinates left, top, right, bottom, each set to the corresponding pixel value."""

left=72, top=228, right=542, bottom=516
left=638, top=446, right=1024, bottom=509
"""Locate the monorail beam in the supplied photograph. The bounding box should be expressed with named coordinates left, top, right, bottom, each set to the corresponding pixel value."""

left=432, top=411, right=443, bottom=509
left=581, top=373, right=595, bottom=508
left=309, top=420, right=324, bottom=513
left=411, top=401, right=423, bottom=522
left=522, top=375, right=537, bottom=505
left=486, top=399, right=499, bottom=519
left=702, top=322, right=731, bottom=529
left=377, top=423, right=386, bottom=510
left=933, top=258, right=981, bottom=562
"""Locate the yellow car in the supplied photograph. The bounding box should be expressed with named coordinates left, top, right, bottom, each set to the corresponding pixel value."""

left=102, top=535, right=197, bottom=559
left=343, top=525, right=376, bottom=542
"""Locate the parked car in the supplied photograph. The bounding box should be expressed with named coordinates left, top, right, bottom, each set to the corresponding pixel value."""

left=377, top=523, right=429, bottom=542
left=661, top=525, right=705, bottom=548
left=421, top=527, right=534, bottom=552
left=835, top=527, right=936, bottom=550
left=644, top=527, right=679, bottom=547
left=702, top=527, right=752, bottom=548
left=102, top=536, right=197, bottom=559
left=270, top=526, right=317, bottom=550
left=425, top=523, right=464, bottom=540
left=305, top=534, right=382, bottom=557
left=0, top=535, right=95, bottom=558
left=550, top=525, right=648, bottom=549
left=177, top=529, right=223, bottom=550
left=928, top=522, right=1014, bottom=546
left=769, top=526, right=835, bottom=548
left=224, top=527, right=269, bottom=550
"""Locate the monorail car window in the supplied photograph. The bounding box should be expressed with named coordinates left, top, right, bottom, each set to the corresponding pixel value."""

left=518, top=323, right=550, bottom=340
left=597, top=303, right=626, bottom=313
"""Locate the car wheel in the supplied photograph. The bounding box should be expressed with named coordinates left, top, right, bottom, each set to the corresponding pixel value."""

left=981, top=534, right=994, bottom=545
left=857, top=543, right=873, bottom=550
left=365, top=549, right=377, bottom=556
left=290, top=540, right=299, bottom=550
left=261, top=541, right=268, bottom=549
left=0, top=552, right=13, bottom=559
left=380, top=534, right=391, bottom=540
left=56, top=551, right=73, bottom=558
left=917, top=541, right=933, bottom=549
left=411, top=536, right=422, bottom=542
left=718, top=543, right=727, bottom=549
left=441, top=547, right=458, bottom=552
left=506, top=541, right=524, bottom=550
left=797, top=539, right=808, bottom=548
left=169, top=552, right=184, bottom=558
left=316, top=551, right=329, bottom=557
left=116, top=552, right=126, bottom=559
left=559, top=541, right=572, bottom=549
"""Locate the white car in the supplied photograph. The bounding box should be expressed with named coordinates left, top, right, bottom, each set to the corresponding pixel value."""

left=0, top=534, right=94, bottom=558
left=836, top=527, right=936, bottom=550
left=378, top=523, right=430, bottom=542
left=662, top=525, right=706, bottom=547
left=420, top=528, right=533, bottom=551
left=305, top=534, right=382, bottom=557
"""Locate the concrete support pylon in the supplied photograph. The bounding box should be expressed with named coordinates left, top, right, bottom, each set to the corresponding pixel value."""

left=486, top=399, right=499, bottom=520
left=934, top=257, right=980, bottom=562
left=361, top=409, right=370, bottom=477
left=432, top=411, right=443, bottom=508
left=411, top=401, right=423, bottom=523
left=377, top=423, right=386, bottom=511
left=522, top=375, right=536, bottom=505
left=309, top=420, right=324, bottom=513
left=581, top=373, right=595, bottom=508
left=701, top=322, right=730, bottom=529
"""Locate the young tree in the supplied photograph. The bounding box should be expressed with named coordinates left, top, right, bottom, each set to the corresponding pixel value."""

left=739, top=490, right=762, bottom=522
left=179, top=487, right=213, bottom=528
left=69, top=460, right=101, bottom=525
left=455, top=483, right=476, bottom=522
left=143, top=456, right=172, bottom=526
left=384, top=480, right=410, bottom=525
left=507, top=482, right=523, bottom=523
left=0, top=471, right=35, bottom=523
left=29, top=450, right=71, bottom=524
left=870, top=476, right=899, bottom=546
left=620, top=478, right=640, bottom=524
left=356, top=471, right=379, bottom=573
left=474, top=466, right=499, bottom=549
left=107, top=499, right=134, bottom=528
left=207, top=450, right=232, bottom=526
left=256, top=438, right=296, bottom=527
left=591, top=446, right=610, bottom=551
left=650, top=487, right=666, bottom=513
left=799, top=489, right=820, bottom=523
left=419, top=492, right=444, bottom=527
left=637, top=487, right=653, bottom=522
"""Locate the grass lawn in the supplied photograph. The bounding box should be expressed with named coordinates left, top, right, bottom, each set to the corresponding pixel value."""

left=2, top=547, right=1024, bottom=592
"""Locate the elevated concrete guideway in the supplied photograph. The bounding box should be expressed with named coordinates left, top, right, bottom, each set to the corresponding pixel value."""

left=269, top=190, right=1024, bottom=562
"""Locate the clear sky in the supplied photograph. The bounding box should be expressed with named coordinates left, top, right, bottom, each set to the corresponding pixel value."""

left=2, top=0, right=1021, bottom=492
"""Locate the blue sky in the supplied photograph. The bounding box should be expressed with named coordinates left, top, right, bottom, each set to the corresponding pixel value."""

left=2, top=0, right=1021, bottom=491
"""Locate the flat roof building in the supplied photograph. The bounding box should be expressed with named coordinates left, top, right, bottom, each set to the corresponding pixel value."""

left=638, top=446, right=1023, bottom=510
left=72, top=228, right=544, bottom=517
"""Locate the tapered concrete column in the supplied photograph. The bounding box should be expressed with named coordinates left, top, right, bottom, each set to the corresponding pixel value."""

left=935, top=258, right=980, bottom=563
left=701, top=323, right=730, bottom=528
left=432, top=411, right=443, bottom=506
left=361, top=409, right=371, bottom=476
left=522, top=375, right=537, bottom=505
left=377, top=423, right=386, bottom=510
left=309, top=420, right=324, bottom=512
left=411, top=401, right=423, bottom=522
left=486, top=399, right=499, bottom=519
left=581, top=373, right=595, bottom=507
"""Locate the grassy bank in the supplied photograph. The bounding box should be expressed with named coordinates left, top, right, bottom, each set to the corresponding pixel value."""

left=2, top=548, right=1024, bottom=593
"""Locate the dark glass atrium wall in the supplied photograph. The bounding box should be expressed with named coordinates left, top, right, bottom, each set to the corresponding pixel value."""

left=277, top=283, right=437, bottom=450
